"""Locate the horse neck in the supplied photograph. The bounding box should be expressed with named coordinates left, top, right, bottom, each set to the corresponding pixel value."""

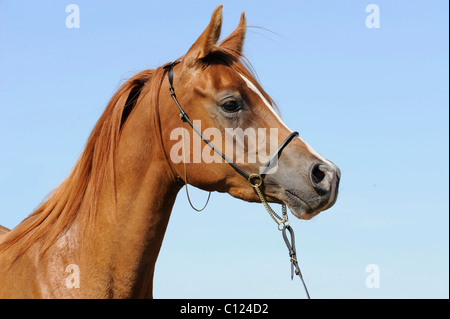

left=93, top=163, right=178, bottom=299
left=38, top=82, right=180, bottom=298
left=0, top=68, right=183, bottom=298
left=75, top=85, right=180, bottom=298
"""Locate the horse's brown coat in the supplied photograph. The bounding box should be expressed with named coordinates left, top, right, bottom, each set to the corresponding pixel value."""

left=0, top=6, right=339, bottom=298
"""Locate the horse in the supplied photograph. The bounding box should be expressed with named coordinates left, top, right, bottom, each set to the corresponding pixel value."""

left=0, top=6, right=340, bottom=298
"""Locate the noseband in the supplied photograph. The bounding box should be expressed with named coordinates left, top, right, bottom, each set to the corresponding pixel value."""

left=163, top=61, right=310, bottom=299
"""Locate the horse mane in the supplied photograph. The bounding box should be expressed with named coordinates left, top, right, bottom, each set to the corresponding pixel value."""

left=0, top=68, right=161, bottom=256
left=0, top=42, right=277, bottom=257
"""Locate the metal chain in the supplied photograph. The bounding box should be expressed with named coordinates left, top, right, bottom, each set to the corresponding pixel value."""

left=248, top=174, right=288, bottom=230
left=248, top=173, right=310, bottom=298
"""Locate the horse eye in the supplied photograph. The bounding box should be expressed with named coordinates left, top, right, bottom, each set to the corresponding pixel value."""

left=221, top=100, right=240, bottom=113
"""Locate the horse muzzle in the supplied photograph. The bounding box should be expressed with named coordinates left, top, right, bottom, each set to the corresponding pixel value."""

left=284, top=160, right=341, bottom=220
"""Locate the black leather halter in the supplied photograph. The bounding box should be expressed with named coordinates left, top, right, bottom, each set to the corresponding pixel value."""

left=164, top=61, right=311, bottom=299
left=164, top=61, right=299, bottom=181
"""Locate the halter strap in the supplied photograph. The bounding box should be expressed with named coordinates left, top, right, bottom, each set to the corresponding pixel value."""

left=164, top=61, right=310, bottom=299
left=165, top=61, right=249, bottom=179
left=164, top=61, right=298, bottom=181
left=260, top=131, right=299, bottom=178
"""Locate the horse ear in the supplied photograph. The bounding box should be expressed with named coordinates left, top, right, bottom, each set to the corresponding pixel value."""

left=219, top=12, right=246, bottom=55
left=184, top=5, right=223, bottom=67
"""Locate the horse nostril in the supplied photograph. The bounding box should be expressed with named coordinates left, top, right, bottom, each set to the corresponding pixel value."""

left=311, top=164, right=326, bottom=184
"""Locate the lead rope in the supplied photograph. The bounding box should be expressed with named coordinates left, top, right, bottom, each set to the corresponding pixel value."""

left=248, top=174, right=311, bottom=299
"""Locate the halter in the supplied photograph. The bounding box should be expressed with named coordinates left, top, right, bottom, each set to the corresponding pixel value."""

left=163, top=61, right=310, bottom=299
left=164, top=61, right=299, bottom=182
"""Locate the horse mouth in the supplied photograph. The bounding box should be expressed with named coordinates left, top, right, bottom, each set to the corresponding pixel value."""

left=284, top=189, right=318, bottom=220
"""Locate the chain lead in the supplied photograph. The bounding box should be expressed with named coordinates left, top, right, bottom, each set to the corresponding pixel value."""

left=248, top=174, right=288, bottom=230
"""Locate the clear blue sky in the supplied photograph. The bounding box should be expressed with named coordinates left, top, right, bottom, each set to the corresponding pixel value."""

left=0, top=1, right=448, bottom=298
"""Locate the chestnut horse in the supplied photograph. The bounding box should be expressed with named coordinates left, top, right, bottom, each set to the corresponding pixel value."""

left=0, top=6, right=340, bottom=298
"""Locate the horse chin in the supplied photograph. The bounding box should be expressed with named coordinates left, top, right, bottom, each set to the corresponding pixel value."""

left=288, top=205, right=321, bottom=220
left=227, top=186, right=323, bottom=221
left=283, top=190, right=322, bottom=220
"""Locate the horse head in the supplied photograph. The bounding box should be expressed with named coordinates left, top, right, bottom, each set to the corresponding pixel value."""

left=159, top=6, right=340, bottom=220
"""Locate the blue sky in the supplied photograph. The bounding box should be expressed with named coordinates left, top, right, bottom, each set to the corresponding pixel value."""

left=0, top=1, right=448, bottom=298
